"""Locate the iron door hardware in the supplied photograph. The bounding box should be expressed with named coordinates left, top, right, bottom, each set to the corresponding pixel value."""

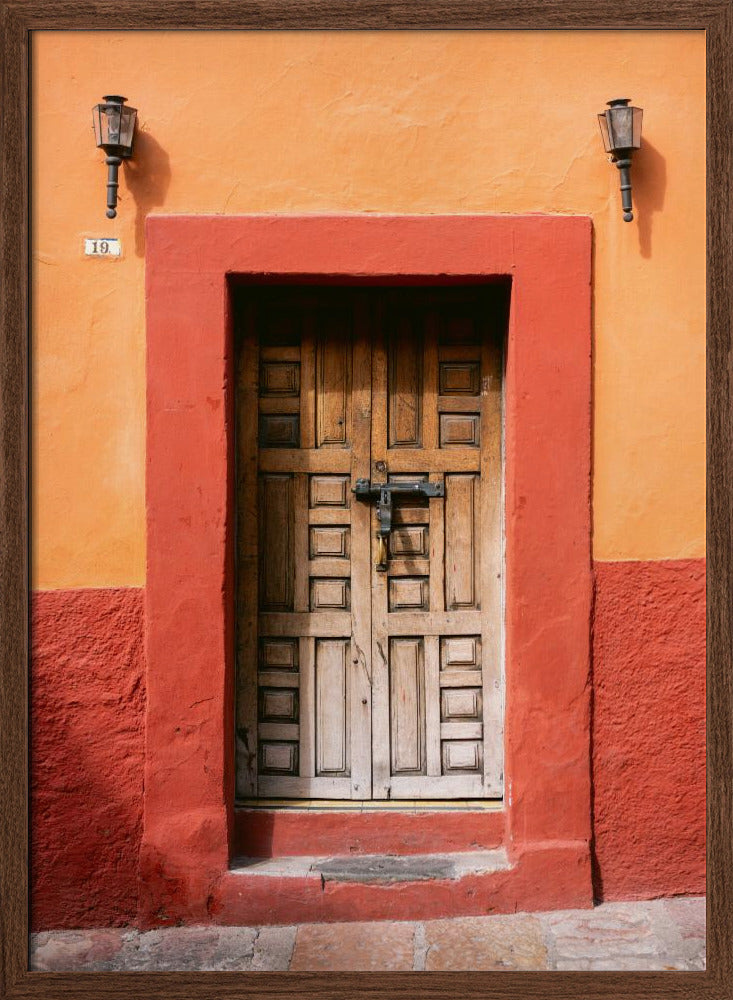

left=353, top=478, right=445, bottom=571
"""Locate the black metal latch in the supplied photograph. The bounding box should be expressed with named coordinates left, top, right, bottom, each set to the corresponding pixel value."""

left=353, top=478, right=445, bottom=571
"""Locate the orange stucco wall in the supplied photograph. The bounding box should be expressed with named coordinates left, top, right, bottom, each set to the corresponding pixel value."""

left=32, top=30, right=705, bottom=589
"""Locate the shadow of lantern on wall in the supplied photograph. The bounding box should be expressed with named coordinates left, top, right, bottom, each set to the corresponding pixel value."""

left=598, top=98, right=643, bottom=222
left=92, top=95, right=137, bottom=219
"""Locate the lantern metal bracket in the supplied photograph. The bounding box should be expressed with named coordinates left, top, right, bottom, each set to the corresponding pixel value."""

left=353, top=478, right=444, bottom=571
left=612, top=156, right=634, bottom=221
left=104, top=155, right=123, bottom=220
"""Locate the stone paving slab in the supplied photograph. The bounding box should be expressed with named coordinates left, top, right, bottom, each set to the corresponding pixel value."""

left=230, top=848, right=509, bottom=882
left=30, top=895, right=705, bottom=973
left=290, top=920, right=415, bottom=971
left=424, top=913, right=548, bottom=971
left=538, top=899, right=706, bottom=972
left=318, top=848, right=509, bottom=884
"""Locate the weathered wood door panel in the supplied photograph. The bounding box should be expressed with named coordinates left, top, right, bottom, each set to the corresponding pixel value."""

left=235, top=287, right=503, bottom=800
left=370, top=291, right=503, bottom=799
left=236, top=291, right=372, bottom=800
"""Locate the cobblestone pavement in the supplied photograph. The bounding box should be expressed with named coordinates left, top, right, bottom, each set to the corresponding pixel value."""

left=31, top=896, right=705, bottom=972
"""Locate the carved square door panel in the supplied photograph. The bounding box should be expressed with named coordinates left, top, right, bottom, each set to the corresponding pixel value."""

left=235, top=286, right=504, bottom=800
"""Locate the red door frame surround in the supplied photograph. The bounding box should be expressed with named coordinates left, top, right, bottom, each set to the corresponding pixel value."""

left=143, top=214, right=593, bottom=926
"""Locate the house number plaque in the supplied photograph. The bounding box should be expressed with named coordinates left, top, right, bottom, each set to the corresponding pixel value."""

left=84, top=237, right=121, bottom=257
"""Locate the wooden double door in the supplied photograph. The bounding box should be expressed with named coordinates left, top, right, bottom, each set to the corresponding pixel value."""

left=235, top=285, right=504, bottom=801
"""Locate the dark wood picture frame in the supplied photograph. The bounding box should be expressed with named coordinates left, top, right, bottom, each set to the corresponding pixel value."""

left=1, top=2, right=729, bottom=998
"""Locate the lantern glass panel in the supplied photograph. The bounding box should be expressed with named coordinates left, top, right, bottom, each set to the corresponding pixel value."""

left=597, top=113, right=612, bottom=153
left=631, top=106, right=643, bottom=148
left=104, top=104, right=123, bottom=145
left=117, top=107, right=137, bottom=153
left=608, top=105, right=634, bottom=151
left=92, top=105, right=104, bottom=147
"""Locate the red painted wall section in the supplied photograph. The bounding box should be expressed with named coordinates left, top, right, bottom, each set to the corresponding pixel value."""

left=142, top=214, right=594, bottom=926
left=29, top=560, right=705, bottom=929
left=31, top=588, right=145, bottom=931
left=592, top=558, right=706, bottom=901
left=503, top=220, right=592, bottom=852
left=234, top=808, right=506, bottom=858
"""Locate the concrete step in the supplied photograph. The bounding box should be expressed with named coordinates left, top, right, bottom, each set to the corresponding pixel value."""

left=216, top=844, right=586, bottom=924
left=230, top=848, right=511, bottom=884
left=233, top=804, right=506, bottom=858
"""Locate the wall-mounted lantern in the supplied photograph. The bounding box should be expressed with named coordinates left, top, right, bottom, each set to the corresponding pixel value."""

left=597, top=98, right=643, bottom=222
left=92, top=95, right=137, bottom=219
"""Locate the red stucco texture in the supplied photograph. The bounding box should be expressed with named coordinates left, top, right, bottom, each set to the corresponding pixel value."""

left=27, top=560, right=705, bottom=929
left=592, top=558, right=706, bottom=901
left=31, top=588, right=145, bottom=931
left=29, top=560, right=706, bottom=929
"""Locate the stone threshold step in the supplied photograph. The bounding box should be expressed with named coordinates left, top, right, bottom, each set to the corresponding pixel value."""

left=230, top=848, right=510, bottom=884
